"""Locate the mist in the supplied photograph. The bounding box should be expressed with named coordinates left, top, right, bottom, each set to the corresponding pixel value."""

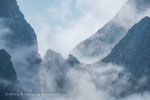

left=17, top=0, right=127, bottom=57
left=0, top=0, right=150, bottom=100
left=71, top=0, right=150, bottom=63
left=29, top=59, right=150, bottom=100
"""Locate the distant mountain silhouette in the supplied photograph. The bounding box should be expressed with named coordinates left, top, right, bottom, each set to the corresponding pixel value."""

left=41, top=49, right=80, bottom=93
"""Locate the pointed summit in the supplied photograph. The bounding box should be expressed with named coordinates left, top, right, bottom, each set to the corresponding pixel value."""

left=66, top=54, right=80, bottom=66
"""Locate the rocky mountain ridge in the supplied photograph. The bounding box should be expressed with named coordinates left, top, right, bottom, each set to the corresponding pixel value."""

left=72, top=0, right=150, bottom=63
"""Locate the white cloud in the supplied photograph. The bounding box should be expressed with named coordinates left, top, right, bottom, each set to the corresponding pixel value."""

left=17, top=0, right=127, bottom=57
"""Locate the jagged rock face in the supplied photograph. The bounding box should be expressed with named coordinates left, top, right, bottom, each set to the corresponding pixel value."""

left=0, top=49, right=25, bottom=100
left=102, top=17, right=150, bottom=92
left=72, top=0, right=150, bottom=63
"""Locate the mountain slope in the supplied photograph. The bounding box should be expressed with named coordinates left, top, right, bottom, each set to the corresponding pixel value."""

left=102, top=16, right=150, bottom=92
left=0, top=0, right=41, bottom=63
left=102, top=16, right=150, bottom=75
left=72, top=0, right=150, bottom=63
left=0, top=0, right=41, bottom=91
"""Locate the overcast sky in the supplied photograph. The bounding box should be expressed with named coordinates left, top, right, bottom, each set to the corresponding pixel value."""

left=17, top=0, right=127, bottom=57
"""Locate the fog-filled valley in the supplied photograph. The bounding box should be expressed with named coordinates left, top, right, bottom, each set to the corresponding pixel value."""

left=0, top=0, right=150, bottom=100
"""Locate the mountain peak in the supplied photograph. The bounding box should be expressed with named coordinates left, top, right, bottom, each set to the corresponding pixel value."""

left=43, top=49, right=65, bottom=68
left=0, top=0, right=24, bottom=18
left=44, top=49, right=64, bottom=60
left=139, top=16, right=150, bottom=22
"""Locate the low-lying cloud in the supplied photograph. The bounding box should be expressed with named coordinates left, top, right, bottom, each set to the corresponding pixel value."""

left=31, top=60, right=150, bottom=100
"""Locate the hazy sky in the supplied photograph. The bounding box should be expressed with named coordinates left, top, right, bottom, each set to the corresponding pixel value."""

left=17, top=0, right=127, bottom=57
